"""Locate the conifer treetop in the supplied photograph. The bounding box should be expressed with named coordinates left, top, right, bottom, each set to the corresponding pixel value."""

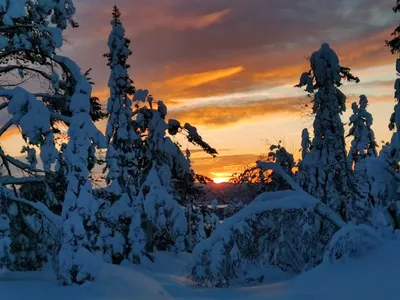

left=296, top=43, right=359, bottom=93
left=386, top=0, right=400, bottom=55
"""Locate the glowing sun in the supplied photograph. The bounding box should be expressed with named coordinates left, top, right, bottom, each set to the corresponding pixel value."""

left=213, top=177, right=230, bottom=184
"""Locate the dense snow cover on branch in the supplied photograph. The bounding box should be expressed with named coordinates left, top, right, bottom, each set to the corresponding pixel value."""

left=323, top=224, right=382, bottom=263
left=0, top=0, right=76, bottom=55
left=1, top=88, right=58, bottom=171
left=188, top=190, right=342, bottom=287
left=189, top=161, right=346, bottom=287
left=296, top=43, right=359, bottom=222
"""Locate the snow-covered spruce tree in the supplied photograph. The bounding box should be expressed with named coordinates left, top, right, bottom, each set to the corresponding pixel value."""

left=296, top=128, right=313, bottom=190
left=134, top=94, right=188, bottom=253
left=355, top=144, right=391, bottom=228
left=385, top=49, right=400, bottom=228
left=385, top=4, right=400, bottom=228
left=295, top=43, right=359, bottom=222
left=346, top=95, right=379, bottom=222
left=132, top=90, right=217, bottom=253
left=386, top=0, right=400, bottom=55
left=57, top=61, right=107, bottom=285
left=347, top=95, right=378, bottom=167
left=300, top=128, right=312, bottom=160
left=98, top=6, right=146, bottom=265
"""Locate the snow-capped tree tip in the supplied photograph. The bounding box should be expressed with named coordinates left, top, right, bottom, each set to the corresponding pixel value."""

left=295, top=43, right=359, bottom=92
left=386, top=0, right=400, bottom=55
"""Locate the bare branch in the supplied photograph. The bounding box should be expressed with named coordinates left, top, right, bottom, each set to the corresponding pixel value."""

left=0, top=102, right=8, bottom=110
left=0, top=76, right=32, bottom=88
left=0, top=152, right=50, bottom=175
left=0, top=50, right=70, bottom=86
left=51, top=112, right=71, bottom=124
left=0, top=119, right=13, bottom=137
left=35, top=93, right=66, bottom=101
left=4, top=194, right=61, bottom=227
left=0, top=175, right=46, bottom=185
left=0, top=65, right=64, bottom=87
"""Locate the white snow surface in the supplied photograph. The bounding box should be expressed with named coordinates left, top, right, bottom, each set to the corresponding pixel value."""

left=1, top=237, right=400, bottom=300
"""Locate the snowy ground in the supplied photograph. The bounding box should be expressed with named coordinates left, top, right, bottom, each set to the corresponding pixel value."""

left=2, top=239, right=400, bottom=300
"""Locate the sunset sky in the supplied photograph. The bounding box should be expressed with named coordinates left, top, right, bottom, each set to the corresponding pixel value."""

left=2, top=0, right=400, bottom=182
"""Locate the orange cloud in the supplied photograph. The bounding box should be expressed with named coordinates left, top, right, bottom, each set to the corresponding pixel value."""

left=192, top=153, right=261, bottom=179
left=93, top=87, right=110, bottom=103
left=168, top=96, right=303, bottom=127
left=141, top=8, right=231, bottom=33
left=253, top=64, right=308, bottom=86
left=338, top=29, right=395, bottom=68
left=1, top=125, right=20, bottom=140
left=149, top=28, right=395, bottom=105
left=190, top=9, right=232, bottom=29
left=154, top=66, right=244, bottom=92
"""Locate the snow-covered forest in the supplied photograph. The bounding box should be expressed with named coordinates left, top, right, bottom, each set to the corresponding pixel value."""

left=0, top=1, right=400, bottom=299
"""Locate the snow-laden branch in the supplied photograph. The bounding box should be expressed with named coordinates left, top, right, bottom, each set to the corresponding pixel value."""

left=256, top=160, right=345, bottom=229
left=0, top=119, right=13, bottom=137
left=256, top=161, right=304, bottom=192
left=315, top=203, right=346, bottom=229
left=4, top=194, right=61, bottom=228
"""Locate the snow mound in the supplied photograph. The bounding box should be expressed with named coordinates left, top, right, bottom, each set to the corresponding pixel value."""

left=0, top=263, right=172, bottom=300
left=2, top=238, right=400, bottom=299
left=323, top=224, right=382, bottom=263
left=288, top=238, right=400, bottom=300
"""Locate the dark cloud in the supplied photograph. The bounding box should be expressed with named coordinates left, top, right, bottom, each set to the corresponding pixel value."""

left=66, top=0, right=397, bottom=100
